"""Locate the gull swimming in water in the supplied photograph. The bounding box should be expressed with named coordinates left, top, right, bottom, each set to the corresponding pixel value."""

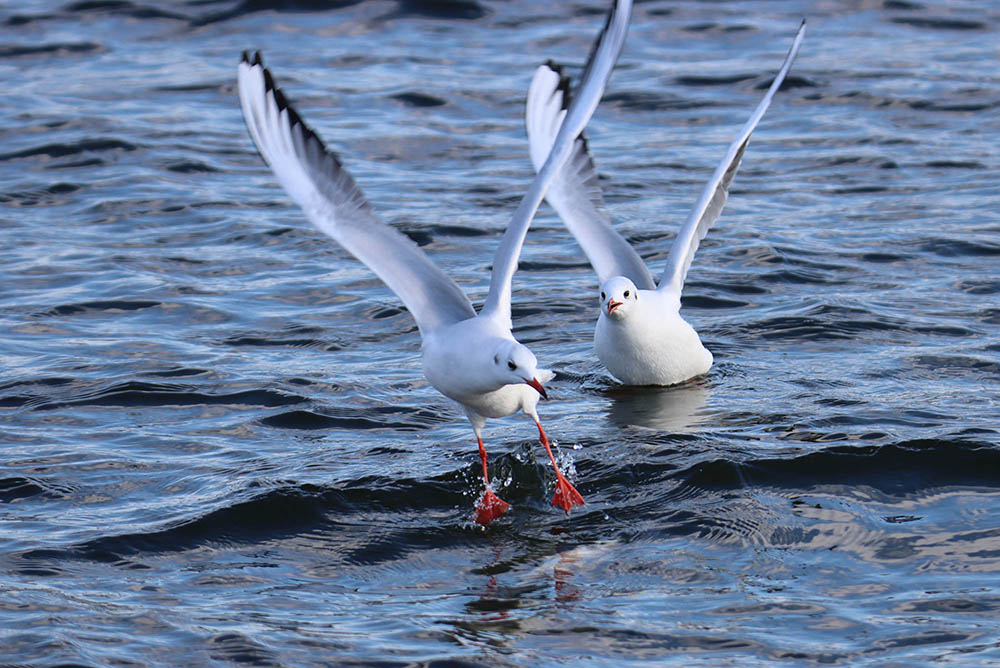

left=237, top=0, right=632, bottom=523
left=525, top=21, right=806, bottom=386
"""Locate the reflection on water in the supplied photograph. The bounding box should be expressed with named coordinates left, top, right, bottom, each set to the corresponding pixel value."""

left=605, top=380, right=710, bottom=431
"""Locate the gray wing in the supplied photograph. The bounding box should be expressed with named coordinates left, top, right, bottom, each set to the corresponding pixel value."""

left=479, top=0, right=633, bottom=324
left=658, top=20, right=806, bottom=298
left=524, top=61, right=655, bottom=290
left=237, top=52, right=475, bottom=337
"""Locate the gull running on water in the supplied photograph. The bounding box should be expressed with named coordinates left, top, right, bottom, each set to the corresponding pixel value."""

left=525, top=22, right=806, bottom=386
left=237, top=0, right=632, bottom=524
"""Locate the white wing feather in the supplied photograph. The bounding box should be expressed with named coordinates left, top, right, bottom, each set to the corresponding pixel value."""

left=525, top=62, right=655, bottom=289
left=658, top=20, right=806, bottom=297
left=479, top=0, right=633, bottom=324
left=237, top=53, right=475, bottom=337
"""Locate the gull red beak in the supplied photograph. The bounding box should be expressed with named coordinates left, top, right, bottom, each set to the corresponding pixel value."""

left=525, top=377, right=548, bottom=400
left=607, top=299, right=622, bottom=315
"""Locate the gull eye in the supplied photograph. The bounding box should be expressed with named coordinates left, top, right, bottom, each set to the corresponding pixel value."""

left=624, top=290, right=630, bottom=298
left=507, top=361, right=517, bottom=371
left=600, top=292, right=606, bottom=300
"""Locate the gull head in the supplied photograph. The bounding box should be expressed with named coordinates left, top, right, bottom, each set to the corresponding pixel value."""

left=599, top=276, right=638, bottom=320
left=493, top=340, right=548, bottom=399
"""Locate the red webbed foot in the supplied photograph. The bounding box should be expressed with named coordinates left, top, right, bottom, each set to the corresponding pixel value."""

left=474, top=489, right=510, bottom=526
left=534, top=420, right=585, bottom=514
left=552, top=474, right=585, bottom=513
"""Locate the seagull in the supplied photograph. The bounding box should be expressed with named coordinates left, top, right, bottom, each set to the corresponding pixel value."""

left=525, top=21, right=806, bottom=386
left=237, top=0, right=632, bottom=524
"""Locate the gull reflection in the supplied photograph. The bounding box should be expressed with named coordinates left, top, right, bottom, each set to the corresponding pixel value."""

left=605, top=379, right=710, bottom=431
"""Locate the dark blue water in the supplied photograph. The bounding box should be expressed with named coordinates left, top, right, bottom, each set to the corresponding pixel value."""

left=2, top=0, right=999, bottom=665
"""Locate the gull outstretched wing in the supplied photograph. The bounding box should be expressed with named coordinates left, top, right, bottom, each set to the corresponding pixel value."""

left=479, top=0, right=634, bottom=325
left=658, top=21, right=806, bottom=298
left=237, top=52, right=476, bottom=337
left=525, top=61, right=655, bottom=289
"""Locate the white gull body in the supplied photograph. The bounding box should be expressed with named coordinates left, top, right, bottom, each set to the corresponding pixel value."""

left=594, top=276, right=712, bottom=386
left=526, top=22, right=806, bottom=386
left=237, top=0, right=631, bottom=523
left=421, top=316, right=555, bottom=425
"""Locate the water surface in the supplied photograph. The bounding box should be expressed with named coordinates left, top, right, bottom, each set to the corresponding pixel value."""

left=2, top=0, right=999, bottom=665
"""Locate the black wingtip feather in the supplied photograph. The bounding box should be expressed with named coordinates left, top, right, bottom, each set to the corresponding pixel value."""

left=541, top=59, right=573, bottom=114
left=556, top=70, right=572, bottom=114
left=540, top=59, right=588, bottom=149
left=240, top=50, right=263, bottom=66
left=261, top=67, right=277, bottom=100
left=247, top=55, right=348, bottom=173
left=271, top=81, right=313, bottom=148
left=265, top=71, right=306, bottom=141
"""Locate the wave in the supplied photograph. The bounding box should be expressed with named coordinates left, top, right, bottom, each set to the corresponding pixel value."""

left=12, top=438, right=997, bottom=567
left=32, top=381, right=307, bottom=411
left=0, top=42, right=105, bottom=58
left=260, top=404, right=449, bottom=431
left=0, top=182, right=83, bottom=207
left=603, top=91, right=716, bottom=112
left=0, top=138, right=137, bottom=162
left=891, top=16, right=987, bottom=31
left=13, top=472, right=486, bottom=570
left=0, top=476, right=72, bottom=503
left=189, top=0, right=485, bottom=27
left=672, top=439, right=1000, bottom=494
left=38, top=300, right=162, bottom=317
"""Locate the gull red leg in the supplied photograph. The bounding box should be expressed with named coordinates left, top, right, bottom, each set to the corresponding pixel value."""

left=535, top=422, right=584, bottom=513
left=473, top=434, right=510, bottom=525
